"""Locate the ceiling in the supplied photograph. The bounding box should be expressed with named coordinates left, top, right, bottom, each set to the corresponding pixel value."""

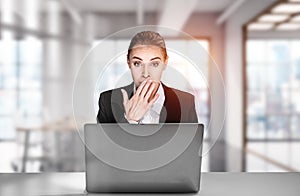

left=61, top=0, right=235, bottom=13
left=247, top=0, right=300, bottom=31
left=0, top=0, right=238, bottom=38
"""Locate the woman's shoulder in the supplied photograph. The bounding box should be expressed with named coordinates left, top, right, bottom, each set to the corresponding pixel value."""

left=162, top=83, right=195, bottom=100
left=99, top=83, right=134, bottom=99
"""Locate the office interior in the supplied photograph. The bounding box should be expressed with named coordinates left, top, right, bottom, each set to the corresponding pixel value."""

left=0, top=0, right=300, bottom=173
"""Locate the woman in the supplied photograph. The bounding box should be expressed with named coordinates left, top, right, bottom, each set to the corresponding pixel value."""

left=97, top=31, right=197, bottom=124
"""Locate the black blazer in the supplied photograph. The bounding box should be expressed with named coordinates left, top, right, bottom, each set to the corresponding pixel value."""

left=97, top=83, right=198, bottom=123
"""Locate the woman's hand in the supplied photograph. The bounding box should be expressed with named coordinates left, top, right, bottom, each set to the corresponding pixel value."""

left=121, top=79, right=159, bottom=122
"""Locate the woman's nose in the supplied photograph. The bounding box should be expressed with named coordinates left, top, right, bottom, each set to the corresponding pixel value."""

left=142, top=64, right=150, bottom=78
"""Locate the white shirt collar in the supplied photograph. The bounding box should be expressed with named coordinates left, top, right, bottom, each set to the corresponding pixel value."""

left=152, top=83, right=165, bottom=114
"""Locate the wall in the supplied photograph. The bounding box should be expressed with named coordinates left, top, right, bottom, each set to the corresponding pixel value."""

left=224, top=0, right=277, bottom=171
left=183, top=13, right=226, bottom=171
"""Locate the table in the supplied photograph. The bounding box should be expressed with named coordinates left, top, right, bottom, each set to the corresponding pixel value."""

left=16, top=118, right=78, bottom=172
left=0, top=172, right=299, bottom=196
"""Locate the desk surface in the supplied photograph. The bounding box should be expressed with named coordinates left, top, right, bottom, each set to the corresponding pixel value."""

left=0, top=172, right=299, bottom=196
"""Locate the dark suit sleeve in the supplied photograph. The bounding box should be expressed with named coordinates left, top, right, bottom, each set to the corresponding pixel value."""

left=97, top=90, right=129, bottom=123
left=189, top=95, right=198, bottom=123
left=97, top=93, right=108, bottom=123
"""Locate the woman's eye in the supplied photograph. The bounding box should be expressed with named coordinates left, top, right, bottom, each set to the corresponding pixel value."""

left=151, top=62, right=160, bottom=67
left=133, top=61, right=142, bottom=67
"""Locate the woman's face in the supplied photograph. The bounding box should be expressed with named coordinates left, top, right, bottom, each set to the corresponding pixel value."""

left=127, top=45, right=168, bottom=88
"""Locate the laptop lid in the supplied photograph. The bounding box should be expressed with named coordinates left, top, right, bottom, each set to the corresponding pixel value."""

left=84, top=123, right=204, bottom=193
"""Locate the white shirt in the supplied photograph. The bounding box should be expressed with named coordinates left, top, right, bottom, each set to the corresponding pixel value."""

left=127, top=83, right=165, bottom=124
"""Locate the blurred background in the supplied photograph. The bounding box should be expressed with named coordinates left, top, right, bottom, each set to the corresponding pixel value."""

left=0, top=0, right=300, bottom=173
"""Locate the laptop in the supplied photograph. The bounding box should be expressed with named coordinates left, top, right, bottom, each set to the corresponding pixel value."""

left=84, top=123, right=204, bottom=193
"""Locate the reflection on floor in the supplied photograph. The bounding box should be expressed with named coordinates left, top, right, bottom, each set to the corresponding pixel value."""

left=0, top=136, right=299, bottom=172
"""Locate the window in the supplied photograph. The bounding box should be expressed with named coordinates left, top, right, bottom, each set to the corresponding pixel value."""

left=0, top=38, right=43, bottom=140
left=246, top=40, right=300, bottom=140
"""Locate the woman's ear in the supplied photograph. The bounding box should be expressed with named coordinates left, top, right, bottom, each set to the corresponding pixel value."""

left=127, top=53, right=131, bottom=68
left=127, top=60, right=130, bottom=68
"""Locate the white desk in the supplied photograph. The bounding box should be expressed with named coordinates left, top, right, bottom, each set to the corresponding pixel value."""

left=16, top=119, right=78, bottom=172
left=0, top=172, right=299, bottom=196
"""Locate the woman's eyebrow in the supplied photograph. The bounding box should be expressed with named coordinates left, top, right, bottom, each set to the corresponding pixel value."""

left=150, top=57, right=161, bottom=61
left=132, top=56, right=143, bottom=60
left=132, top=56, right=161, bottom=61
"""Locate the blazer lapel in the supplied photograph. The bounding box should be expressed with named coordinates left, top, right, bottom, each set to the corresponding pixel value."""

left=159, top=83, right=181, bottom=123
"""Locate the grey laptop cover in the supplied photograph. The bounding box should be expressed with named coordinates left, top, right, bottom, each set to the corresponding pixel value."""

left=84, top=123, right=203, bottom=193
